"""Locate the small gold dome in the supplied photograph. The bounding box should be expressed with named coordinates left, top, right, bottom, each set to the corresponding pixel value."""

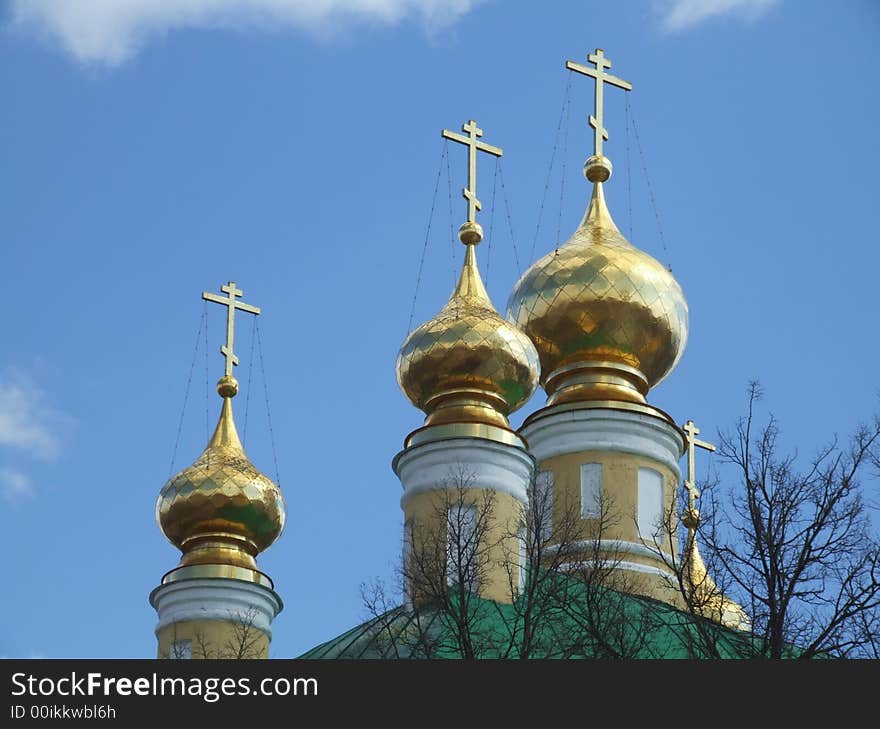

left=682, top=508, right=751, bottom=631
left=157, top=377, right=285, bottom=571
left=397, top=242, right=539, bottom=431
left=507, top=173, right=688, bottom=406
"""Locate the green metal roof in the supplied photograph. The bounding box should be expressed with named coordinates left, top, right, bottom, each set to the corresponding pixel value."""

left=298, top=577, right=761, bottom=659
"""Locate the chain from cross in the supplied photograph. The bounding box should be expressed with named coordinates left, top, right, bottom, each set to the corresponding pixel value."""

left=202, top=281, right=261, bottom=378
left=683, top=419, right=715, bottom=511
left=566, top=48, right=632, bottom=158
left=441, top=119, right=503, bottom=225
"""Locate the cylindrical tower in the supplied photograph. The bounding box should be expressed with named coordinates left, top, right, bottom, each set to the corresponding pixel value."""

left=507, top=51, right=688, bottom=604
left=395, top=224, right=539, bottom=605
left=151, top=284, right=284, bottom=658
left=394, top=120, right=539, bottom=605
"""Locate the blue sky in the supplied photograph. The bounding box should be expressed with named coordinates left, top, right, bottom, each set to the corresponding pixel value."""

left=1, top=0, right=878, bottom=658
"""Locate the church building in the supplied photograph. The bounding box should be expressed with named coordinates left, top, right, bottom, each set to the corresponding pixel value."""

left=150, top=47, right=750, bottom=659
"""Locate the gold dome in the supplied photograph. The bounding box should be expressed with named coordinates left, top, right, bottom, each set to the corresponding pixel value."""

left=682, top=508, right=750, bottom=631
left=507, top=159, right=688, bottom=406
left=157, top=376, right=285, bottom=571
left=397, top=232, right=539, bottom=432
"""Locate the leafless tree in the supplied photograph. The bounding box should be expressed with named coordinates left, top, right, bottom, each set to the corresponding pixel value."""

left=158, top=623, right=192, bottom=659
left=192, top=629, right=217, bottom=660
left=160, top=607, right=266, bottom=659
left=221, top=606, right=265, bottom=659
left=364, top=386, right=880, bottom=659
left=362, top=464, right=669, bottom=658
left=400, top=466, right=506, bottom=659
left=671, top=382, right=880, bottom=658
left=558, top=490, right=670, bottom=659
left=653, top=486, right=751, bottom=659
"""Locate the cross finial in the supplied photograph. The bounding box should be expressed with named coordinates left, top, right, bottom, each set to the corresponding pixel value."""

left=682, top=419, right=716, bottom=512
left=202, top=281, right=261, bottom=383
left=566, top=48, right=632, bottom=159
left=441, top=119, right=503, bottom=233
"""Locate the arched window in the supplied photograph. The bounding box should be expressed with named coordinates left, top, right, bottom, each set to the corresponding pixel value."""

left=637, top=467, right=664, bottom=542
left=580, top=462, right=603, bottom=518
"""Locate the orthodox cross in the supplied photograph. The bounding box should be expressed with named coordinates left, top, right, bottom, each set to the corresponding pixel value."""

left=441, top=119, right=503, bottom=224
left=202, top=281, right=261, bottom=378
left=683, top=419, right=716, bottom=511
left=566, top=48, right=632, bottom=158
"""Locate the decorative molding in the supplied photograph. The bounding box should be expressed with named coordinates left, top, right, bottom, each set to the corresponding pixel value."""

left=544, top=538, right=675, bottom=566
left=151, top=578, right=282, bottom=638
left=558, top=559, right=672, bottom=580
left=393, top=437, right=535, bottom=507
left=521, top=407, right=684, bottom=478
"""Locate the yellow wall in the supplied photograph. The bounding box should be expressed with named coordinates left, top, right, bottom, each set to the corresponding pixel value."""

left=540, top=450, right=678, bottom=546
left=156, top=619, right=270, bottom=659
left=538, top=449, right=683, bottom=605
left=404, top=489, right=524, bottom=605
left=399, top=449, right=687, bottom=606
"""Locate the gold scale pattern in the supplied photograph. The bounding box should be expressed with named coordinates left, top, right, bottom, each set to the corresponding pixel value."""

left=398, top=244, right=539, bottom=417
left=507, top=184, right=688, bottom=389
left=157, top=397, right=285, bottom=555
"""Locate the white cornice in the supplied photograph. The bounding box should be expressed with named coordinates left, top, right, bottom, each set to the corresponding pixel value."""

left=544, top=538, right=675, bottom=566
left=394, top=437, right=535, bottom=507
left=151, top=578, right=282, bottom=637
left=558, top=559, right=672, bottom=580
left=521, top=407, right=684, bottom=477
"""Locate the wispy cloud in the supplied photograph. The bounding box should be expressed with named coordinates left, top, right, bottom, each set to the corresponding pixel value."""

left=8, top=0, right=482, bottom=67
left=0, top=368, right=74, bottom=501
left=0, top=368, right=71, bottom=460
left=658, top=0, right=780, bottom=32
left=0, top=468, right=33, bottom=503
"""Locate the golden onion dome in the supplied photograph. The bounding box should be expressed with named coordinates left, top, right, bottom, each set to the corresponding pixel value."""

left=507, top=155, right=688, bottom=406
left=157, top=375, right=285, bottom=571
left=397, top=222, right=540, bottom=432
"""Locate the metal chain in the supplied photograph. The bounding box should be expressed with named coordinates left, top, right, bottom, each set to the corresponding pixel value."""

left=169, top=306, right=206, bottom=478
left=531, top=70, right=572, bottom=263
left=625, top=93, right=634, bottom=242
left=555, top=81, right=573, bottom=253
left=406, top=142, right=447, bottom=336
left=485, top=156, right=499, bottom=287
left=203, top=297, right=211, bottom=444
left=242, top=314, right=257, bottom=446
left=629, top=98, right=672, bottom=268
left=445, top=139, right=457, bottom=288
left=497, top=160, right=522, bottom=276
left=255, top=319, right=281, bottom=487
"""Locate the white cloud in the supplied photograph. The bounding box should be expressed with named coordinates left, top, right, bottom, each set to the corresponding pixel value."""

left=0, top=468, right=33, bottom=503
left=0, top=368, right=73, bottom=461
left=8, top=0, right=481, bottom=67
left=659, top=0, right=780, bottom=32
left=0, top=368, right=73, bottom=502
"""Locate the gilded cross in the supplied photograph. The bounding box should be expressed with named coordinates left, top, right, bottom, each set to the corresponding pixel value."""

left=566, top=48, right=632, bottom=158
left=202, top=281, right=261, bottom=378
left=441, top=119, right=503, bottom=224
left=683, top=419, right=715, bottom=510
